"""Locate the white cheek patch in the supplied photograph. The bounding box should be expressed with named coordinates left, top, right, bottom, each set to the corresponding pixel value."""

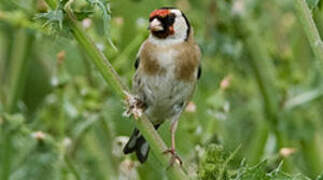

left=172, top=16, right=188, bottom=40
left=170, top=9, right=182, bottom=16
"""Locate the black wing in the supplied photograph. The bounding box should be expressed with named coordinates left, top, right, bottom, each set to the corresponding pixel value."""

left=134, top=57, right=140, bottom=70
left=197, top=65, right=202, bottom=80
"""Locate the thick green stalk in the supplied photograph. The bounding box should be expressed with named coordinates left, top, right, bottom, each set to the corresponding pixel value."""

left=6, top=30, right=32, bottom=113
left=2, top=29, right=33, bottom=180
left=99, top=119, right=118, bottom=179
left=0, top=26, right=14, bottom=101
left=237, top=18, right=290, bottom=170
left=295, top=0, right=323, bottom=62
left=1, top=132, right=12, bottom=180
left=300, top=136, right=323, bottom=178
left=247, top=123, right=269, bottom=165
left=44, top=0, right=188, bottom=179
left=241, top=19, right=285, bottom=148
left=113, top=32, right=146, bottom=69
left=64, top=155, right=81, bottom=180
left=294, top=0, right=323, bottom=175
left=45, top=0, right=57, bottom=10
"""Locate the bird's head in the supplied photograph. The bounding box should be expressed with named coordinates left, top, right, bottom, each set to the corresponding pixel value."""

left=148, top=7, right=191, bottom=42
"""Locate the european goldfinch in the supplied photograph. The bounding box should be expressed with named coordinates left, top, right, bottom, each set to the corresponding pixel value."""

left=123, top=7, right=201, bottom=164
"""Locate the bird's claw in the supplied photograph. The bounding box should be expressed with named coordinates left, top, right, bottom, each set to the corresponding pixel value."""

left=163, top=148, right=183, bottom=167
left=123, top=91, right=144, bottom=119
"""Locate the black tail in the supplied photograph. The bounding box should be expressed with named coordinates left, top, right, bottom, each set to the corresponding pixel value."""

left=123, top=125, right=160, bottom=163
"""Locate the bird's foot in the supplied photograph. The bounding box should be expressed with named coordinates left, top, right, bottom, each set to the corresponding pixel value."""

left=163, top=148, right=183, bottom=166
left=123, top=91, right=145, bottom=119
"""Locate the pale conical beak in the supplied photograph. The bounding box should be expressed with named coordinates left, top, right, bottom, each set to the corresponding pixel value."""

left=148, top=19, right=164, bottom=31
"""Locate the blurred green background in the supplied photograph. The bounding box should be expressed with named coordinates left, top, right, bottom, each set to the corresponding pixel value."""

left=1, top=0, right=323, bottom=179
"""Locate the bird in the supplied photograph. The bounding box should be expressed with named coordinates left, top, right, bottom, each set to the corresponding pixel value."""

left=123, top=7, right=201, bottom=165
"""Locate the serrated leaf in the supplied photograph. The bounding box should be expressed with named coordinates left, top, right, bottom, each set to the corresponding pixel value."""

left=198, top=145, right=314, bottom=180
left=85, top=0, right=117, bottom=51
left=35, top=9, right=64, bottom=29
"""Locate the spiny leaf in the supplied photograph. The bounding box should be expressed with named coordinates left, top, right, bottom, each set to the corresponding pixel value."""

left=198, top=144, right=314, bottom=180
left=85, top=0, right=117, bottom=51
left=199, top=144, right=241, bottom=180
left=35, top=9, right=64, bottom=29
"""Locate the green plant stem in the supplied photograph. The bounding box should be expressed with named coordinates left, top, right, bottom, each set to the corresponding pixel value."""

left=45, top=0, right=57, bottom=10
left=1, top=132, right=12, bottom=180
left=300, top=136, right=323, bottom=178
left=240, top=19, right=285, bottom=147
left=2, top=29, right=34, bottom=180
left=113, top=32, right=146, bottom=70
left=44, top=0, right=188, bottom=179
left=79, top=48, right=95, bottom=85
left=6, top=30, right=31, bottom=113
left=247, top=123, right=269, bottom=165
left=294, top=1, right=323, bottom=175
left=99, top=117, right=118, bottom=179
left=56, top=64, right=67, bottom=139
left=64, top=155, right=81, bottom=180
left=237, top=18, right=292, bottom=170
left=0, top=26, right=14, bottom=102
left=295, top=0, right=323, bottom=62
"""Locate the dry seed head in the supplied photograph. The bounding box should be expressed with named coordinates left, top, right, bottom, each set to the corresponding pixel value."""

left=220, top=75, right=232, bottom=90
left=57, top=50, right=66, bottom=65
left=31, top=131, right=46, bottom=140
left=279, top=147, right=296, bottom=158
left=185, top=101, right=196, bottom=112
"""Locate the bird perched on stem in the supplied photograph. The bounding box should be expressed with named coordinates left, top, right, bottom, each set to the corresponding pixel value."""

left=123, top=7, right=201, bottom=165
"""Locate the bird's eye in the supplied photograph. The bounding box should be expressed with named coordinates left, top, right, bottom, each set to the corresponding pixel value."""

left=166, top=14, right=175, bottom=25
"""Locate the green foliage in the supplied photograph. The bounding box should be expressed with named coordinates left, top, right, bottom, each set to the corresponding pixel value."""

left=35, top=9, right=64, bottom=29
left=1, top=0, right=323, bottom=179
left=199, top=144, right=313, bottom=180
left=84, top=0, right=116, bottom=50
left=198, top=144, right=238, bottom=180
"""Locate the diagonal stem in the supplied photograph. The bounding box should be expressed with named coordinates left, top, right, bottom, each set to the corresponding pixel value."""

left=295, top=0, right=323, bottom=62
left=294, top=0, right=323, bottom=176
left=44, top=0, right=188, bottom=179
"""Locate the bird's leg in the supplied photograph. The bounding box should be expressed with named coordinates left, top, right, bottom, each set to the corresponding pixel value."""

left=123, top=91, right=145, bottom=119
left=163, top=119, right=183, bottom=166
